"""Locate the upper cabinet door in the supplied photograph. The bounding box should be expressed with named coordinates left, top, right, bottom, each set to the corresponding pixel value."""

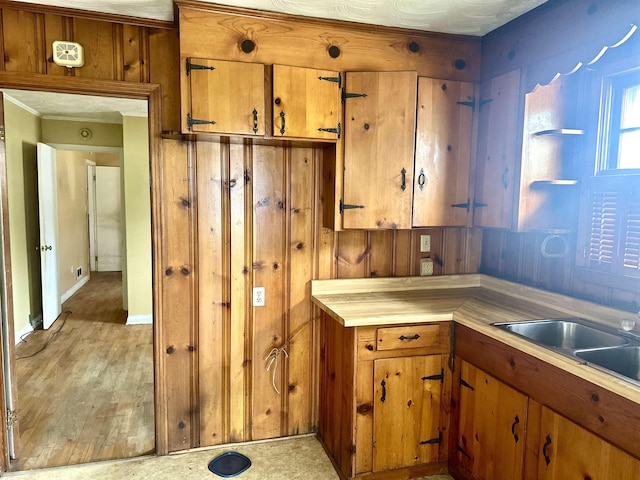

left=473, top=69, right=521, bottom=229
left=182, top=58, right=265, bottom=135
left=272, top=65, right=341, bottom=140
left=342, top=71, right=417, bottom=230
left=413, top=77, right=474, bottom=227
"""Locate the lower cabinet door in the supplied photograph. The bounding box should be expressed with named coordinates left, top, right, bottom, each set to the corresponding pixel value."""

left=372, top=355, right=446, bottom=471
left=456, top=361, right=527, bottom=480
left=530, top=404, right=640, bottom=480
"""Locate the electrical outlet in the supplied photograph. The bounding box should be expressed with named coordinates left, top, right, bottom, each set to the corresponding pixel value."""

left=253, top=287, right=265, bottom=307
left=76, top=267, right=82, bottom=279
left=420, top=258, right=434, bottom=276
left=420, top=234, right=431, bottom=253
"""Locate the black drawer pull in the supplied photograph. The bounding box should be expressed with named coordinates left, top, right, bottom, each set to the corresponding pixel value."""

left=399, top=334, right=420, bottom=341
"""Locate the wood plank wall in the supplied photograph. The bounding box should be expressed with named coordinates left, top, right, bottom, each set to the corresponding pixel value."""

left=0, top=1, right=483, bottom=457
left=479, top=0, right=640, bottom=315
left=163, top=137, right=482, bottom=451
left=480, top=230, right=640, bottom=313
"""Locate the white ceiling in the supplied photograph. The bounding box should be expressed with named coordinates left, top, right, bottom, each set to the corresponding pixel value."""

left=1, top=89, right=148, bottom=124
left=12, top=0, right=549, bottom=36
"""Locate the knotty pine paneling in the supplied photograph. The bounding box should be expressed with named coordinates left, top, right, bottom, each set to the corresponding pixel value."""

left=160, top=139, right=197, bottom=452
left=2, top=9, right=41, bottom=73
left=43, top=14, right=69, bottom=76
left=149, top=27, right=181, bottom=133
left=194, top=140, right=225, bottom=447
left=177, top=2, right=480, bottom=83
left=0, top=6, right=179, bottom=131
left=480, top=229, right=640, bottom=313
left=172, top=139, right=482, bottom=452
left=73, top=18, right=116, bottom=80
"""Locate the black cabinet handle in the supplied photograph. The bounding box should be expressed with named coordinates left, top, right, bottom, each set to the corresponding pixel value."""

left=543, top=435, right=552, bottom=465
left=501, top=166, right=509, bottom=190
left=380, top=380, right=386, bottom=403
left=279, top=111, right=286, bottom=135
left=252, top=108, right=258, bottom=133
left=417, top=168, right=426, bottom=191
left=399, top=334, right=420, bottom=341
left=401, top=168, right=407, bottom=191
left=511, top=415, right=520, bottom=443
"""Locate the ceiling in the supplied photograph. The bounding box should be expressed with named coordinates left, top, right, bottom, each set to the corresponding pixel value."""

left=1, top=89, right=148, bottom=124
left=4, top=0, right=550, bottom=121
left=13, top=0, right=549, bottom=36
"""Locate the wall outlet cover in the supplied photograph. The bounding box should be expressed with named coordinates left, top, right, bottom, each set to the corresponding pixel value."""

left=253, top=287, right=265, bottom=307
left=420, top=258, right=434, bottom=276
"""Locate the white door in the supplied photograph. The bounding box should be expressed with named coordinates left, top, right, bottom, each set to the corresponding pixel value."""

left=95, top=166, right=122, bottom=271
left=37, top=143, right=61, bottom=330
left=86, top=163, right=97, bottom=271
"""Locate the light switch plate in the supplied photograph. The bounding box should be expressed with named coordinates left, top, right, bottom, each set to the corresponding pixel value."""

left=420, top=234, right=431, bottom=253
left=253, top=287, right=265, bottom=307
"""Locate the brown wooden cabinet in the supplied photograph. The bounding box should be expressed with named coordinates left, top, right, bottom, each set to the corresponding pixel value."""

left=341, top=71, right=417, bottom=230
left=413, top=77, right=475, bottom=227
left=319, top=316, right=451, bottom=480
left=525, top=401, right=640, bottom=480
left=373, top=355, right=447, bottom=471
left=180, top=57, right=265, bottom=135
left=473, top=69, right=521, bottom=229
left=516, top=74, right=584, bottom=233
left=454, top=361, right=527, bottom=480
left=272, top=64, right=341, bottom=140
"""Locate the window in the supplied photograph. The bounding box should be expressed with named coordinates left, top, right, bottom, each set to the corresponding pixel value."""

left=601, top=69, right=640, bottom=172
left=581, top=175, right=640, bottom=277
left=577, top=68, right=640, bottom=278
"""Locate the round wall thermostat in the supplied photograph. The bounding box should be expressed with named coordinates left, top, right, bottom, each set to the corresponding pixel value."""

left=79, top=127, right=92, bottom=140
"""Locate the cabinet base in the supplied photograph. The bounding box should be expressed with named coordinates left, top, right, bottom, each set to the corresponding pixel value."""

left=318, top=433, right=448, bottom=480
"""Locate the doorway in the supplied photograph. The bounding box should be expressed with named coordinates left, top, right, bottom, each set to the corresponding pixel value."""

left=0, top=88, right=156, bottom=470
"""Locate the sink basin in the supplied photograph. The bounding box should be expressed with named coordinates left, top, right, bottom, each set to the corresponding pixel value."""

left=576, top=347, right=640, bottom=383
left=493, top=319, right=628, bottom=350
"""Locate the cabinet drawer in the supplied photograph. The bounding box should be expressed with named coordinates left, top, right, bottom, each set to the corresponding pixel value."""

left=376, top=324, right=440, bottom=350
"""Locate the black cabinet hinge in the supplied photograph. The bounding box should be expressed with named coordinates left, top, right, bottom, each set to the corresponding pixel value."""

left=340, top=199, right=365, bottom=214
left=422, top=368, right=444, bottom=383
left=420, top=432, right=442, bottom=445
left=451, top=199, right=487, bottom=212
left=318, top=123, right=341, bottom=139
left=186, top=113, right=216, bottom=131
left=342, top=90, right=368, bottom=103
left=457, top=97, right=493, bottom=111
left=457, top=444, right=472, bottom=459
left=460, top=378, right=475, bottom=390
left=318, top=72, right=342, bottom=88
left=185, top=58, right=215, bottom=76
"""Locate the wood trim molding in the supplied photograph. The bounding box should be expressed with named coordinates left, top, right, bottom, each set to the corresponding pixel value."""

left=0, top=0, right=176, bottom=30
left=0, top=73, right=168, bottom=464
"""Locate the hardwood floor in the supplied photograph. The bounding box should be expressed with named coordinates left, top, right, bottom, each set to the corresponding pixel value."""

left=12, top=272, right=154, bottom=471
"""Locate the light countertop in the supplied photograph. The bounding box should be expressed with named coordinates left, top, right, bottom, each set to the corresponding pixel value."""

left=311, top=274, right=640, bottom=403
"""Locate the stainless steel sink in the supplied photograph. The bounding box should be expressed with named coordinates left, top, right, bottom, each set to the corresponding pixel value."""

left=493, top=318, right=628, bottom=350
left=492, top=318, right=640, bottom=387
left=576, top=347, right=640, bottom=383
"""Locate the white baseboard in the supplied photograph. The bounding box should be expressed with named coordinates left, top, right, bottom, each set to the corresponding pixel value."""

left=60, top=275, right=90, bottom=303
left=126, top=314, right=153, bottom=325
left=15, top=322, right=34, bottom=345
